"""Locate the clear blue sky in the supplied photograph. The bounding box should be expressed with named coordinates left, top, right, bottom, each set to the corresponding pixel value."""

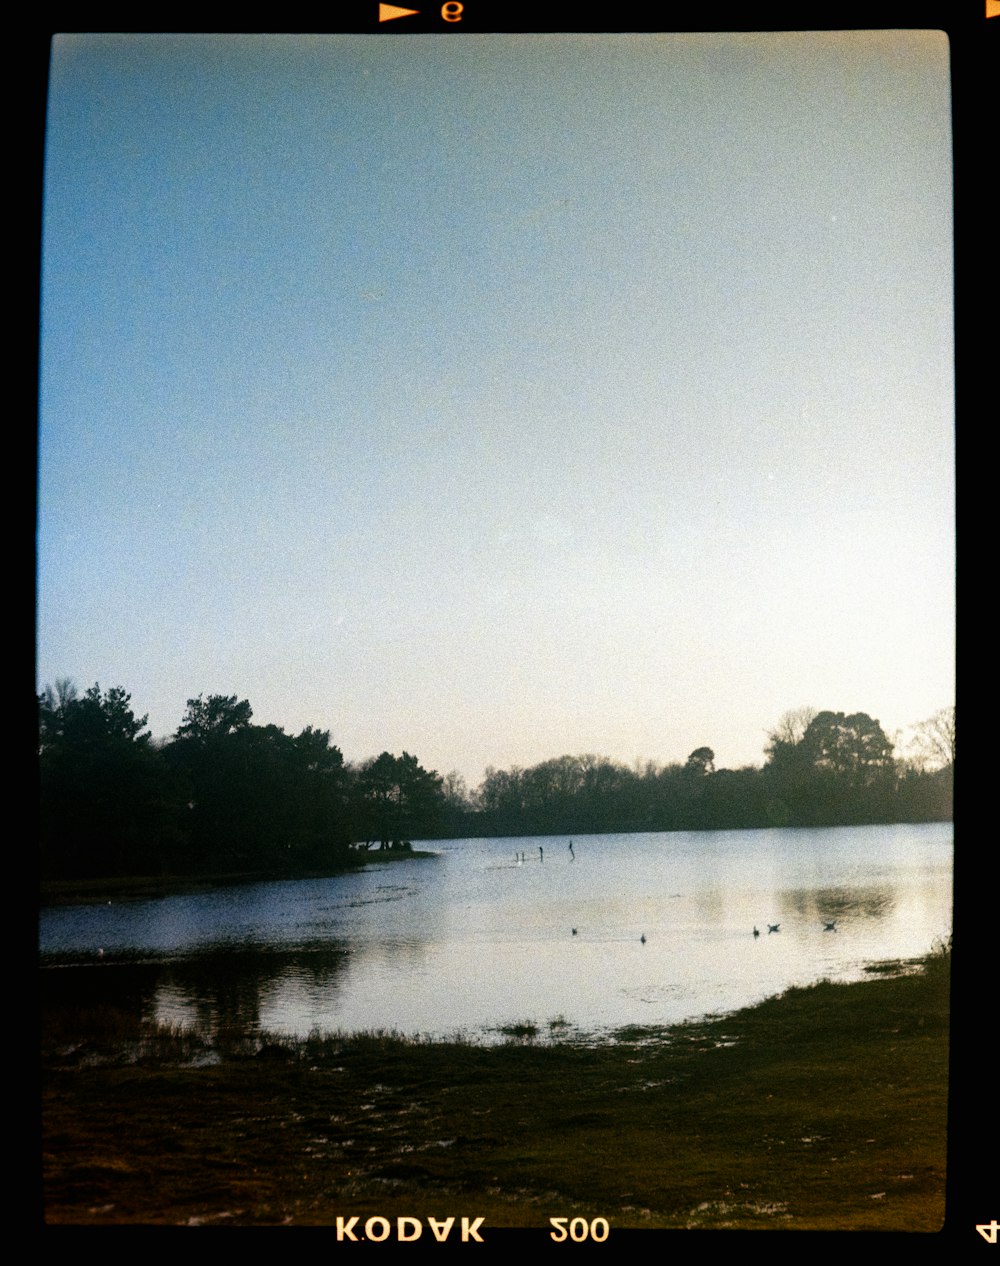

left=38, top=31, right=954, bottom=784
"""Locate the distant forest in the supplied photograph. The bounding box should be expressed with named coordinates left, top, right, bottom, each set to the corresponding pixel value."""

left=38, top=683, right=953, bottom=882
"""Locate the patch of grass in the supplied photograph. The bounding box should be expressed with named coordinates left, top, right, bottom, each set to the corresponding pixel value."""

left=42, top=1005, right=213, bottom=1066
left=495, top=1020, right=539, bottom=1043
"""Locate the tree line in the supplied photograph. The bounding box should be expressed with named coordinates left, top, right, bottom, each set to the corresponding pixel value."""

left=38, top=683, right=953, bottom=881
left=38, top=683, right=445, bottom=880
left=466, top=707, right=952, bottom=837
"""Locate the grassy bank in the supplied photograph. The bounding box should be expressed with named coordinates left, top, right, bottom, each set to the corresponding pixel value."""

left=42, top=950, right=949, bottom=1231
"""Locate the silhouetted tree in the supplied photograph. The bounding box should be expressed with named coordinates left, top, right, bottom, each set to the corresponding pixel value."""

left=354, top=752, right=444, bottom=844
left=478, top=765, right=527, bottom=830
left=763, top=709, right=896, bottom=825
left=767, top=706, right=819, bottom=750
left=37, top=678, right=80, bottom=754
left=684, top=747, right=716, bottom=776
left=909, top=706, right=956, bottom=772
left=442, top=770, right=472, bottom=811
left=164, top=699, right=351, bottom=870
left=176, top=693, right=253, bottom=742
left=799, top=711, right=895, bottom=787
left=439, top=770, right=475, bottom=833
left=39, top=682, right=183, bottom=876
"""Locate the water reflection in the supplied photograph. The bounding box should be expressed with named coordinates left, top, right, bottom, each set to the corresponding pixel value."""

left=41, top=945, right=353, bottom=1035
left=40, top=823, right=952, bottom=1042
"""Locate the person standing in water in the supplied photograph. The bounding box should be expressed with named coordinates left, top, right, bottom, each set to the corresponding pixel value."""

left=568, top=840, right=575, bottom=859
left=539, top=846, right=544, bottom=862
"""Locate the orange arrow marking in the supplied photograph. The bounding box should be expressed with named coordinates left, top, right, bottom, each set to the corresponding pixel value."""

left=379, top=3, right=419, bottom=19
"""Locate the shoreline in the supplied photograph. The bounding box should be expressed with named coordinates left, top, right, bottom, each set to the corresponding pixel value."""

left=39, top=850, right=438, bottom=908
left=40, top=818, right=951, bottom=909
left=43, top=949, right=949, bottom=1230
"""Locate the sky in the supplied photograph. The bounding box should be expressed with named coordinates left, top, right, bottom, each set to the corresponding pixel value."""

left=37, top=31, right=954, bottom=786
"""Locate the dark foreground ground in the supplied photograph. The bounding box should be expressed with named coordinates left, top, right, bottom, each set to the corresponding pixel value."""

left=42, top=951, right=949, bottom=1232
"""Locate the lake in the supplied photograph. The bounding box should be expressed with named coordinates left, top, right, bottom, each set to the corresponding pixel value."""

left=40, top=822, right=952, bottom=1043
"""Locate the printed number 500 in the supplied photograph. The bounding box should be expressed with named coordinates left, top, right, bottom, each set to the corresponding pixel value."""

left=550, top=1217, right=609, bottom=1242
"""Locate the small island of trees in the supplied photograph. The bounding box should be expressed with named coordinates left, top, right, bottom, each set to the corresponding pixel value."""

left=38, top=683, right=953, bottom=884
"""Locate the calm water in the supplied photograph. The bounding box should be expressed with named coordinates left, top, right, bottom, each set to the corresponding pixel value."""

left=40, top=823, right=952, bottom=1043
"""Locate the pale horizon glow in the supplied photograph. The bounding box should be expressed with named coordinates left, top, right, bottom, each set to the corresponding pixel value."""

left=38, top=31, right=954, bottom=787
